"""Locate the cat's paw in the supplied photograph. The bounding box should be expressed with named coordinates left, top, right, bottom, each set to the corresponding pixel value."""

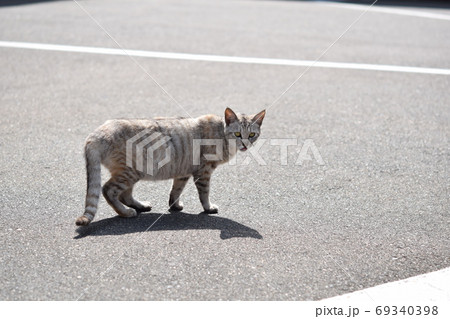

left=136, top=201, right=152, bottom=212
left=75, top=215, right=91, bottom=226
left=169, top=201, right=184, bottom=212
left=119, top=208, right=138, bottom=218
left=202, top=204, right=219, bottom=215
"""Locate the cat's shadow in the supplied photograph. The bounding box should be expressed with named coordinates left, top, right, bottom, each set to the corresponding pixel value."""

left=74, top=211, right=262, bottom=240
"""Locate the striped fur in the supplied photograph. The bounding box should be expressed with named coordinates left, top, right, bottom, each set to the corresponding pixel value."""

left=75, top=108, right=265, bottom=226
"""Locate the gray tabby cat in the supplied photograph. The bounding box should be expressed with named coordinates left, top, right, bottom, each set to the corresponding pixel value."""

left=76, top=108, right=265, bottom=226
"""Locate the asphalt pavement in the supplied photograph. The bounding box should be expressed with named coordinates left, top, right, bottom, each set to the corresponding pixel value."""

left=0, top=0, right=449, bottom=300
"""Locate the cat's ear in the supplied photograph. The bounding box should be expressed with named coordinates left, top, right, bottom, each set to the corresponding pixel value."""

left=252, top=109, right=266, bottom=126
left=224, top=107, right=238, bottom=126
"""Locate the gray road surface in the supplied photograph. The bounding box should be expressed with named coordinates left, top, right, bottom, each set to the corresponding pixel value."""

left=0, top=0, right=449, bottom=300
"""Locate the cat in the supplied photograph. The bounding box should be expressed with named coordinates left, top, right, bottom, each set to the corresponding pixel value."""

left=75, top=107, right=265, bottom=226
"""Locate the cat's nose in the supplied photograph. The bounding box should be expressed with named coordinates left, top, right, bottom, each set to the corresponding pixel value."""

left=242, top=139, right=251, bottom=148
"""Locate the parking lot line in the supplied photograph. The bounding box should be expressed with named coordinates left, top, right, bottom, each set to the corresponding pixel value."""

left=323, top=267, right=450, bottom=302
left=1, top=40, right=449, bottom=76
left=321, top=1, right=450, bottom=21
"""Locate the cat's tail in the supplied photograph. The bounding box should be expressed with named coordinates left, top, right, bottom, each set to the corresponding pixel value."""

left=75, top=139, right=102, bottom=226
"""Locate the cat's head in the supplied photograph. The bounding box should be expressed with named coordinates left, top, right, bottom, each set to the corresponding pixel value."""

left=224, top=107, right=266, bottom=152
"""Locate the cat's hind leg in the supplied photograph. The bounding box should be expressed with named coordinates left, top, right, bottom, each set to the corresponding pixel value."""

left=119, top=186, right=152, bottom=212
left=168, top=176, right=190, bottom=211
left=102, top=174, right=138, bottom=218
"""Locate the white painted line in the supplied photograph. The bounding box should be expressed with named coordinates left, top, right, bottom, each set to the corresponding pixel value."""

left=322, top=1, right=450, bottom=21
left=323, top=267, right=450, bottom=302
left=1, top=40, right=450, bottom=75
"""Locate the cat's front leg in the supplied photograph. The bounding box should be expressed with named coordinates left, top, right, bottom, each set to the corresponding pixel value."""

left=169, top=176, right=190, bottom=211
left=194, top=173, right=218, bottom=214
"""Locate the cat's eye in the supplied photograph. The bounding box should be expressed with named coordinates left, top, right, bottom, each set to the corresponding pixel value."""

left=234, top=132, right=241, bottom=137
left=249, top=133, right=256, bottom=138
